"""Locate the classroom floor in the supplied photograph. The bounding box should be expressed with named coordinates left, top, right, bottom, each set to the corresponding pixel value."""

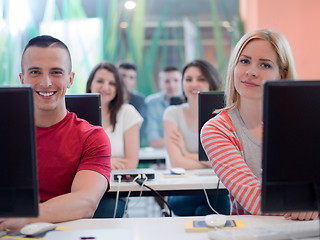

left=126, top=197, right=163, bottom=218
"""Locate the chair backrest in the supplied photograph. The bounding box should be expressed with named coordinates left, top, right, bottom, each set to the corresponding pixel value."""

left=169, top=95, right=185, bottom=105
left=198, top=91, right=225, bottom=161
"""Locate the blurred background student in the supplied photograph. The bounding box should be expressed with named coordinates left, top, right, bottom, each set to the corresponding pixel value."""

left=145, top=66, right=182, bottom=149
left=86, top=61, right=143, bottom=217
left=118, top=61, right=147, bottom=146
left=163, top=59, right=230, bottom=216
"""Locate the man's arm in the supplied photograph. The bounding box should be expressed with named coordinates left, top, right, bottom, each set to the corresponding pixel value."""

left=0, top=170, right=108, bottom=231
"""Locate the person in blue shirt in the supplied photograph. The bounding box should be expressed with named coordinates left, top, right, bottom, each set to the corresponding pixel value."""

left=145, top=66, right=182, bottom=148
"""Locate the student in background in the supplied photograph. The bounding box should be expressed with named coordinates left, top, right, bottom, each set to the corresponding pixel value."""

left=86, top=61, right=143, bottom=217
left=118, top=61, right=147, bottom=146
left=145, top=66, right=182, bottom=149
left=163, top=59, right=230, bottom=216
left=0, top=35, right=111, bottom=231
left=200, top=28, right=318, bottom=220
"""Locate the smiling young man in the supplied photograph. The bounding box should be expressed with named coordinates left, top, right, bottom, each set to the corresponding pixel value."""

left=0, top=35, right=111, bottom=231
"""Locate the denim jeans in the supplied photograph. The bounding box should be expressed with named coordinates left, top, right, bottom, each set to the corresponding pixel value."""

left=168, top=194, right=230, bottom=216
left=93, top=198, right=126, bottom=218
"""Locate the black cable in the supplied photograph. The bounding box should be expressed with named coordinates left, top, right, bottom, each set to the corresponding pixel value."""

left=135, top=178, right=173, bottom=217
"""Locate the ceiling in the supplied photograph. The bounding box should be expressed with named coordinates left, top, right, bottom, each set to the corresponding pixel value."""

left=3, top=0, right=238, bottom=26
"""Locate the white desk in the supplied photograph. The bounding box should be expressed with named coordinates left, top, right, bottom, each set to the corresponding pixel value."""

left=105, top=169, right=227, bottom=198
left=139, top=147, right=167, bottom=160
left=138, top=147, right=167, bottom=168
left=56, top=215, right=319, bottom=240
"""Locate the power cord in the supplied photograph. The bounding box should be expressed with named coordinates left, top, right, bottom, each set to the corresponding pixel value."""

left=122, top=175, right=143, bottom=218
left=122, top=175, right=147, bottom=218
left=201, top=180, right=220, bottom=215
left=135, top=175, right=173, bottom=217
left=192, top=173, right=229, bottom=215
left=113, top=175, right=122, bottom=218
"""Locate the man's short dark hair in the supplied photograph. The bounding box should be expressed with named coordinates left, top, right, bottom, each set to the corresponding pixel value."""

left=118, top=61, right=136, bottom=71
left=21, top=35, right=72, bottom=73
left=163, top=66, right=180, bottom=72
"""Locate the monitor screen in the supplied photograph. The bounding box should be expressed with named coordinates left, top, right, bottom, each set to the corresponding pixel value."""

left=169, top=96, right=185, bottom=105
left=65, top=94, right=101, bottom=126
left=261, top=80, right=320, bottom=213
left=198, top=91, right=225, bottom=161
left=0, top=86, right=38, bottom=217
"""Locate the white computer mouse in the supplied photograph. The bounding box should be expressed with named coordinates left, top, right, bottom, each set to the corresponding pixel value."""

left=20, top=222, right=57, bottom=236
left=205, top=214, right=227, bottom=227
left=170, top=167, right=186, bottom=175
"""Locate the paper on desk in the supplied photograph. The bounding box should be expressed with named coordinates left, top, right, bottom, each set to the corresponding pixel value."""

left=160, top=172, right=187, bottom=178
left=185, top=219, right=245, bottom=232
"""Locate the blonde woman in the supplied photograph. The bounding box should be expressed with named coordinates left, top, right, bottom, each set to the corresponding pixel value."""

left=201, top=28, right=318, bottom=220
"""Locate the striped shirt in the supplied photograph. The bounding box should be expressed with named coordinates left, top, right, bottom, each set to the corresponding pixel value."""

left=200, top=110, right=261, bottom=215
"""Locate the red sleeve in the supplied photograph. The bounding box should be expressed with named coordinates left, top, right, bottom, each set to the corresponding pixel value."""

left=78, top=127, right=111, bottom=191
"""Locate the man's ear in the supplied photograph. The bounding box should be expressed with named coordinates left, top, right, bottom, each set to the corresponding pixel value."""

left=67, top=72, right=75, bottom=89
left=19, top=73, right=25, bottom=84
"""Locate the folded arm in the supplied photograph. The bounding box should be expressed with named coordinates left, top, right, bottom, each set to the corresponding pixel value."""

left=111, top=123, right=140, bottom=169
left=165, top=121, right=210, bottom=169
left=0, top=170, right=108, bottom=231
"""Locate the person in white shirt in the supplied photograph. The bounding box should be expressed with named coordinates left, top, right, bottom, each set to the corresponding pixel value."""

left=86, top=61, right=143, bottom=217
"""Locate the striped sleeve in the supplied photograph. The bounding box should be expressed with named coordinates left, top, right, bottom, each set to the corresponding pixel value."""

left=200, top=111, right=261, bottom=215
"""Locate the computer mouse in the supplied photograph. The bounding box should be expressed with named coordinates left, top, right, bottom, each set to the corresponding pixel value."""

left=205, top=214, right=227, bottom=227
left=20, top=222, right=57, bottom=236
left=170, top=167, right=186, bottom=175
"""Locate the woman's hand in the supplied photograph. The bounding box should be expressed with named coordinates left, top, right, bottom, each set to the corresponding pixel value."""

left=284, top=211, right=319, bottom=221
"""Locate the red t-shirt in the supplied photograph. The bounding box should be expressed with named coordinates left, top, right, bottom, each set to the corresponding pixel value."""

left=36, top=112, right=111, bottom=202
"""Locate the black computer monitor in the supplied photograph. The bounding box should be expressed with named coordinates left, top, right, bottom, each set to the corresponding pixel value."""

left=198, top=91, right=225, bottom=161
left=65, top=94, right=101, bottom=126
left=261, top=80, right=320, bottom=213
left=169, top=96, right=185, bottom=105
left=0, top=86, right=39, bottom=217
